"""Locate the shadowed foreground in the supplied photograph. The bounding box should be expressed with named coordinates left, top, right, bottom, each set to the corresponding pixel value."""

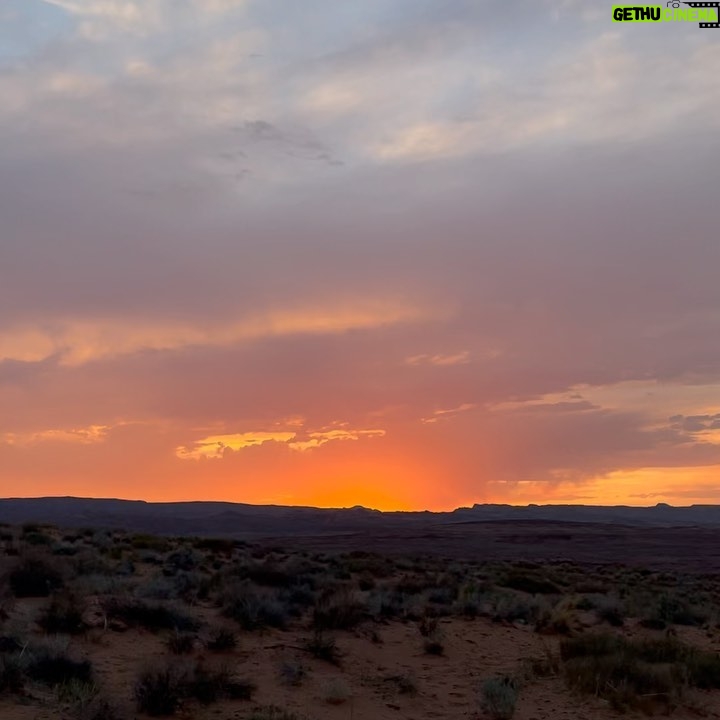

left=1, top=521, right=720, bottom=719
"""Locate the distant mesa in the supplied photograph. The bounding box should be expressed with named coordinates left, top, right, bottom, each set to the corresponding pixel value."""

left=0, top=497, right=719, bottom=539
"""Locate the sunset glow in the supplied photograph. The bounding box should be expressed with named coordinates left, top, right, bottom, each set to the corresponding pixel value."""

left=1, top=1, right=719, bottom=509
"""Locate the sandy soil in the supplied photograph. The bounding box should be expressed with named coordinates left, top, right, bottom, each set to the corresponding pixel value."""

left=2, top=599, right=720, bottom=720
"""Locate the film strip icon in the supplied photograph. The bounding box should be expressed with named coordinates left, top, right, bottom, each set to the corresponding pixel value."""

left=682, top=1, right=720, bottom=27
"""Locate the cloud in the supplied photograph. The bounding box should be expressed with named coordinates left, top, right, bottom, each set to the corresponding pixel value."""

left=177, top=425, right=386, bottom=459
left=406, top=351, right=471, bottom=367
left=176, top=431, right=296, bottom=459
left=40, top=0, right=248, bottom=37
left=1, top=1, right=719, bottom=507
left=0, top=300, right=433, bottom=366
left=289, top=427, right=385, bottom=451
left=421, top=403, right=476, bottom=424
left=3, top=424, right=110, bottom=446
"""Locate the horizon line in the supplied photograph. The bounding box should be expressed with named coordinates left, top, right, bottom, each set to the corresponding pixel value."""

left=0, top=494, right=716, bottom=513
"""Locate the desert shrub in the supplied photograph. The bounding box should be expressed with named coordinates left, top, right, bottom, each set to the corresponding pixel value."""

left=185, top=665, right=229, bottom=705
left=72, top=694, right=124, bottom=720
left=520, top=645, right=560, bottom=680
left=171, top=571, right=209, bottom=603
left=73, top=552, right=115, bottom=577
left=135, top=661, right=255, bottom=714
left=367, top=589, right=408, bottom=620
left=102, top=598, right=199, bottom=632
left=323, top=677, right=351, bottom=704
left=193, top=537, right=237, bottom=555
left=357, top=574, right=376, bottom=591
left=244, top=561, right=297, bottom=588
left=574, top=580, right=610, bottom=594
left=564, top=650, right=679, bottom=711
left=206, top=627, right=237, bottom=652
left=90, top=531, right=113, bottom=550
left=8, top=556, right=64, bottom=597
left=499, top=570, right=560, bottom=595
left=247, top=706, right=306, bottom=720
left=560, top=632, right=720, bottom=711
left=453, top=581, right=486, bottom=618
left=25, top=639, right=93, bottom=687
left=480, top=676, right=519, bottom=719
left=491, top=593, right=548, bottom=625
left=39, top=592, right=86, bottom=635
left=0, top=652, right=25, bottom=694
left=312, top=588, right=365, bottom=630
left=640, top=593, right=709, bottom=629
left=164, top=549, right=201, bottom=574
left=167, top=631, right=195, bottom=655
left=136, top=576, right=176, bottom=600
left=0, top=633, right=21, bottom=653
left=130, top=534, right=170, bottom=552
left=222, top=584, right=288, bottom=630
left=221, top=675, right=257, bottom=700
left=594, top=595, right=625, bottom=627
left=73, top=574, right=128, bottom=596
left=281, top=583, right=316, bottom=613
left=418, top=615, right=439, bottom=637
left=106, top=546, right=123, bottom=561
left=685, top=648, right=720, bottom=689
left=23, top=531, right=53, bottom=546
left=135, top=665, right=182, bottom=715
left=395, top=574, right=430, bottom=596
left=535, top=604, right=574, bottom=635
left=305, top=631, right=340, bottom=665
left=279, top=660, right=306, bottom=686
left=423, top=633, right=445, bottom=656
left=340, top=551, right=394, bottom=577
left=427, top=586, right=456, bottom=605
left=383, top=672, right=417, bottom=695
left=53, top=543, right=80, bottom=556
left=56, top=679, right=102, bottom=716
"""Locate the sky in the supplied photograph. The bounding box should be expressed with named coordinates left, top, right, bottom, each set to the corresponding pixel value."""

left=1, top=0, right=719, bottom=510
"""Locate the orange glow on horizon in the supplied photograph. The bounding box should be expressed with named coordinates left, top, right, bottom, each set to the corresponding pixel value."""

left=4, top=463, right=720, bottom=511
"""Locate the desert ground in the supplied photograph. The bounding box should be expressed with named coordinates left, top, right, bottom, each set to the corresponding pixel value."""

left=2, top=522, right=720, bottom=719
